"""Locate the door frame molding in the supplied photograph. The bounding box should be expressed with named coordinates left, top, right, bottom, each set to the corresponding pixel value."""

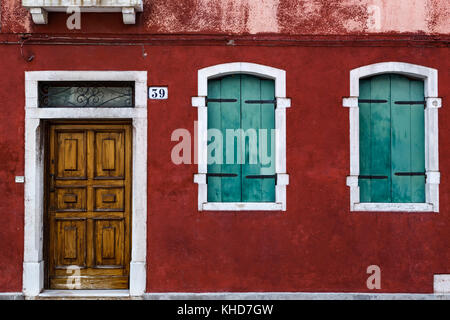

left=23, top=71, right=148, bottom=297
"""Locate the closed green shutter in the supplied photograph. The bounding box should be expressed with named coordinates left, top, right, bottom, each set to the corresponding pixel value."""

left=359, top=74, right=425, bottom=203
left=207, top=75, right=275, bottom=202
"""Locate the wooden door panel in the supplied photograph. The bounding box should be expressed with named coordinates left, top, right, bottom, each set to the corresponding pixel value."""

left=56, top=131, right=87, bottom=180
left=94, top=131, right=125, bottom=179
left=55, top=187, right=87, bottom=212
left=94, top=187, right=125, bottom=212
left=54, top=219, right=87, bottom=268
left=47, top=122, right=131, bottom=290
left=94, top=219, right=125, bottom=267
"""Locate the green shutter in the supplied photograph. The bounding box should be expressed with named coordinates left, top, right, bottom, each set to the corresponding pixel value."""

left=409, top=80, right=425, bottom=202
left=359, top=74, right=425, bottom=203
left=207, top=75, right=275, bottom=203
left=260, top=79, right=276, bottom=202
left=359, top=79, right=372, bottom=202
left=207, top=79, right=222, bottom=202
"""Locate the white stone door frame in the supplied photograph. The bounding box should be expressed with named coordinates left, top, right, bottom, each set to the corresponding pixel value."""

left=343, top=62, right=441, bottom=212
left=23, top=71, right=148, bottom=297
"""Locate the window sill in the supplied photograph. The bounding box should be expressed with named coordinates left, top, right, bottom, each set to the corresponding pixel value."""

left=22, top=0, right=143, bottom=24
left=352, top=203, right=434, bottom=212
left=202, top=202, right=283, bottom=211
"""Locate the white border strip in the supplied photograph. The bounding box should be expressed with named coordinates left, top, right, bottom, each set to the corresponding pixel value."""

left=343, top=62, right=441, bottom=212
left=23, top=71, right=147, bottom=297
left=193, top=62, right=290, bottom=211
left=2, top=292, right=450, bottom=300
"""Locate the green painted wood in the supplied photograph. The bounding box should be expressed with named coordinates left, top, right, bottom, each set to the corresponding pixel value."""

left=359, top=74, right=425, bottom=204
left=359, top=79, right=372, bottom=202
left=410, top=79, right=425, bottom=202
left=370, top=74, right=391, bottom=202
left=207, top=79, right=222, bottom=202
left=221, top=75, right=242, bottom=202
left=391, top=74, right=412, bottom=202
left=260, top=79, right=276, bottom=202
left=241, top=75, right=263, bottom=202
left=207, top=74, right=275, bottom=203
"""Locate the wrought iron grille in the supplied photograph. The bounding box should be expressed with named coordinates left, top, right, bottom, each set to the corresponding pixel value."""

left=38, top=81, right=135, bottom=108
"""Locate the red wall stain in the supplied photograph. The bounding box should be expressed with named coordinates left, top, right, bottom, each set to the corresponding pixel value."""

left=277, top=0, right=368, bottom=34
left=0, top=43, right=448, bottom=293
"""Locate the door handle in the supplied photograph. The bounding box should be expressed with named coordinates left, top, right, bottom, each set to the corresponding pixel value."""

left=49, top=173, right=55, bottom=192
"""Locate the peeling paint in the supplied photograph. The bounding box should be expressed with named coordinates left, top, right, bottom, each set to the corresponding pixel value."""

left=1, top=0, right=32, bottom=33
left=426, top=0, right=450, bottom=33
left=0, top=1, right=449, bottom=38
left=145, top=0, right=280, bottom=34
left=246, top=0, right=279, bottom=33
left=278, top=0, right=369, bottom=34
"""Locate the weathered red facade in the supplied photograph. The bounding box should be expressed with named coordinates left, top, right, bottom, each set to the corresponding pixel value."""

left=0, top=0, right=449, bottom=295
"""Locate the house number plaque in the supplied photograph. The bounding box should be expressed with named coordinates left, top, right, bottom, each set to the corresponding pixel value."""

left=149, top=87, right=168, bottom=100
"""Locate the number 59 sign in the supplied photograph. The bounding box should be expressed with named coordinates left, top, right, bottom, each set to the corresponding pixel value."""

left=148, top=87, right=168, bottom=100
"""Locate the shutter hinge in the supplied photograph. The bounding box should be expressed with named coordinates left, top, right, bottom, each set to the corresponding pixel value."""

left=359, top=175, right=388, bottom=179
left=394, top=172, right=426, bottom=176
left=206, top=173, right=238, bottom=183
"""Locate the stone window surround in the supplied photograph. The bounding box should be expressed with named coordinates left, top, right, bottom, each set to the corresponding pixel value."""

left=343, top=62, right=442, bottom=212
left=23, top=71, right=147, bottom=297
left=22, top=0, right=143, bottom=24
left=192, top=62, right=291, bottom=211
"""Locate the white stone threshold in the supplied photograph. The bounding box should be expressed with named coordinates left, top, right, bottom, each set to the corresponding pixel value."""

left=2, top=291, right=448, bottom=300
left=39, top=290, right=130, bottom=297
left=25, top=290, right=135, bottom=300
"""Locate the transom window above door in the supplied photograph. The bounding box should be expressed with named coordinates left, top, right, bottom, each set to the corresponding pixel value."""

left=207, top=74, right=276, bottom=203
left=38, top=81, right=135, bottom=108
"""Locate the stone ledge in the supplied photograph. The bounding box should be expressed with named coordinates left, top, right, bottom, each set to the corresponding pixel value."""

left=3, top=291, right=449, bottom=300
left=0, top=293, right=25, bottom=300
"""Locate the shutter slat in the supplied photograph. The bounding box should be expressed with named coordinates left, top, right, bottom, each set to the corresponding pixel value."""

left=207, top=79, right=223, bottom=202
left=410, top=79, right=425, bottom=202
left=359, top=79, right=372, bottom=202
left=221, top=75, right=242, bottom=202
left=391, top=74, right=412, bottom=203
left=241, top=75, right=262, bottom=202
left=370, top=75, right=392, bottom=202
left=260, top=79, right=276, bottom=202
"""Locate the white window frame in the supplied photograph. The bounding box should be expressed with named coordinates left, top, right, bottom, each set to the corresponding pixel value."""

left=343, top=62, right=441, bottom=212
left=23, top=71, right=147, bottom=297
left=192, top=63, right=291, bottom=211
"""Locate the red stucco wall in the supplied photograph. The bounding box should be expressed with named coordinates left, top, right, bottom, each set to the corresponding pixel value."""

left=0, top=42, right=448, bottom=293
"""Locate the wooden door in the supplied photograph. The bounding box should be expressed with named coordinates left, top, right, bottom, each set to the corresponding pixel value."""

left=46, top=122, right=132, bottom=289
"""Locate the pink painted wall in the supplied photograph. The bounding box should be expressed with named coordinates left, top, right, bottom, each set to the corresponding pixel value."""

left=1, top=0, right=449, bottom=35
